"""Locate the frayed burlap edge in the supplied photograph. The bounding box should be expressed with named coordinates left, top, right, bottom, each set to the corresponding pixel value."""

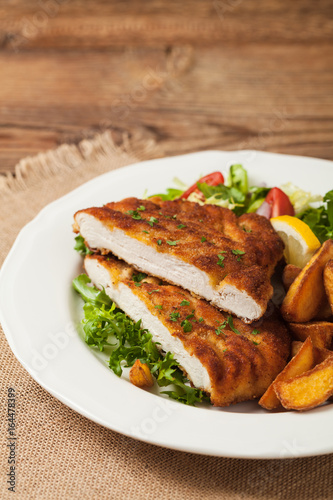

left=0, top=130, right=163, bottom=197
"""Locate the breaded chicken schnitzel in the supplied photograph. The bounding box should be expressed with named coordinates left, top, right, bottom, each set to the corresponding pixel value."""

left=74, top=197, right=284, bottom=322
left=84, top=253, right=290, bottom=407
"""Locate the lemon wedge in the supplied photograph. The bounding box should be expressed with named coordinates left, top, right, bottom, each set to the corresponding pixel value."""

left=270, top=215, right=321, bottom=268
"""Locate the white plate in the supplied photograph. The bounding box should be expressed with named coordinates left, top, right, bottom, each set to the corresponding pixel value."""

left=1, top=150, right=333, bottom=459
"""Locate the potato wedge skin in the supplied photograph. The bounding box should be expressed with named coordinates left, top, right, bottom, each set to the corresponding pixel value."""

left=314, top=346, right=333, bottom=364
left=288, top=321, right=333, bottom=350
left=314, top=297, right=333, bottom=320
left=281, top=240, right=333, bottom=323
left=129, top=360, right=154, bottom=388
left=291, top=341, right=303, bottom=357
left=281, top=262, right=331, bottom=320
left=324, top=259, right=333, bottom=314
left=274, top=354, right=333, bottom=411
left=259, top=337, right=315, bottom=410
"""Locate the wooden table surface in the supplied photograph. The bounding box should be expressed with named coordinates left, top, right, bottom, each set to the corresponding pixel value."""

left=1, top=0, right=333, bottom=174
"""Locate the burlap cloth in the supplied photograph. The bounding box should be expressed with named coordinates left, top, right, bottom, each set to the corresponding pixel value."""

left=0, top=132, right=332, bottom=500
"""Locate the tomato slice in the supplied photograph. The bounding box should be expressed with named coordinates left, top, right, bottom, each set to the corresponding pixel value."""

left=264, top=187, right=295, bottom=218
left=180, top=172, right=224, bottom=199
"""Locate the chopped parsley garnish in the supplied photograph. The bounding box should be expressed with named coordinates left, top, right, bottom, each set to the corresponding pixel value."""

left=155, top=305, right=163, bottom=310
left=157, top=239, right=162, bottom=245
left=138, top=205, right=146, bottom=211
left=215, top=316, right=241, bottom=336
left=132, top=272, right=148, bottom=283
left=177, top=224, right=186, bottom=229
left=215, top=320, right=227, bottom=335
left=169, top=311, right=180, bottom=322
left=201, top=236, right=207, bottom=242
left=198, top=317, right=204, bottom=323
left=227, top=316, right=241, bottom=335
left=251, top=329, right=260, bottom=335
left=142, top=230, right=149, bottom=234
left=223, top=348, right=228, bottom=353
left=217, top=252, right=227, bottom=267
left=148, top=216, right=159, bottom=227
left=167, top=240, right=180, bottom=246
left=232, top=249, right=245, bottom=261
left=181, top=319, right=193, bottom=332
left=127, top=210, right=142, bottom=220
left=148, top=289, right=160, bottom=295
left=252, top=340, right=260, bottom=346
left=180, top=300, right=190, bottom=306
left=185, top=313, right=195, bottom=320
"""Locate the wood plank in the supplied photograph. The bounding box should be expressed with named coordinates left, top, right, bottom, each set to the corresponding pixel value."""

left=1, top=0, right=333, bottom=50
left=2, top=45, right=332, bottom=114
left=0, top=0, right=332, bottom=173
left=0, top=42, right=332, bottom=172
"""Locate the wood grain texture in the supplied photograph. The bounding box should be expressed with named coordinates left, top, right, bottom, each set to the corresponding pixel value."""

left=0, top=0, right=332, bottom=173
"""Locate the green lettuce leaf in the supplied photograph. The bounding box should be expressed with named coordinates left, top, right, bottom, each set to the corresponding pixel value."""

left=227, top=164, right=248, bottom=195
left=74, top=234, right=92, bottom=255
left=73, top=274, right=207, bottom=405
left=298, top=189, right=333, bottom=243
left=149, top=188, right=183, bottom=201
left=72, top=274, right=112, bottom=308
left=246, top=186, right=271, bottom=213
left=197, top=182, right=245, bottom=204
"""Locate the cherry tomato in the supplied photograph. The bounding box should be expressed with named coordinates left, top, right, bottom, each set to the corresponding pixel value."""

left=264, top=187, right=295, bottom=218
left=180, top=172, right=224, bottom=200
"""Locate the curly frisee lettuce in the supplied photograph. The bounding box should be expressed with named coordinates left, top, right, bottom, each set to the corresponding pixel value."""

left=72, top=274, right=207, bottom=406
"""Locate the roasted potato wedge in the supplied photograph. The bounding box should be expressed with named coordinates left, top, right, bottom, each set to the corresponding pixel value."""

left=281, top=239, right=333, bottom=322
left=288, top=321, right=333, bottom=350
left=274, top=355, right=333, bottom=410
left=282, top=262, right=332, bottom=319
left=283, top=260, right=331, bottom=320
left=259, top=337, right=315, bottom=410
left=291, top=341, right=303, bottom=357
left=282, top=264, right=301, bottom=291
left=129, top=360, right=154, bottom=388
left=314, top=298, right=333, bottom=320
left=324, top=259, right=333, bottom=314
left=314, top=346, right=333, bottom=364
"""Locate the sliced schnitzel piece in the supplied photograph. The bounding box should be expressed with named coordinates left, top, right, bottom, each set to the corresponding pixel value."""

left=74, top=197, right=284, bottom=323
left=84, top=254, right=290, bottom=407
